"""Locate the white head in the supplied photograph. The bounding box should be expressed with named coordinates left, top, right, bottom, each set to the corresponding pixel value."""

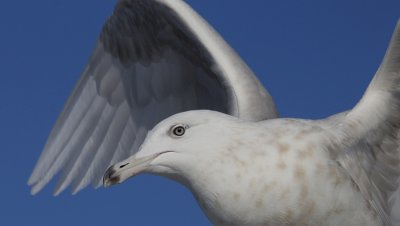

left=103, top=110, right=239, bottom=187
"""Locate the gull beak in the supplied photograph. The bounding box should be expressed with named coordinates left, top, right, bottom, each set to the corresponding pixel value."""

left=103, top=153, right=162, bottom=187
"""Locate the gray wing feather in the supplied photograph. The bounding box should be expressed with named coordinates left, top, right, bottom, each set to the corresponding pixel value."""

left=29, top=0, right=277, bottom=195
left=327, top=20, right=400, bottom=225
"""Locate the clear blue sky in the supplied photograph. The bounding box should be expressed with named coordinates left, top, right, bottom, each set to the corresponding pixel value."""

left=1, top=1, right=399, bottom=225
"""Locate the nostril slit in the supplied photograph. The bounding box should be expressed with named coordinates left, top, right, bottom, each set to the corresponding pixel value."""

left=120, top=163, right=129, bottom=169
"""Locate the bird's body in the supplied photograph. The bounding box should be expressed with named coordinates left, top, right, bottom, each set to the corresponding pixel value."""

left=29, top=0, right=400, bottom=225
left=140, top=113, right=382, bottom=226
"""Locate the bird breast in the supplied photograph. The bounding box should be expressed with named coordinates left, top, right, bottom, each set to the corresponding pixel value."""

left=186, top=120, right=382, bottom=226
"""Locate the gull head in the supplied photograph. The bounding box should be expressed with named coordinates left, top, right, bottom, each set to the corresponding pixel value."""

left=103, top=110, right=239, bottom=187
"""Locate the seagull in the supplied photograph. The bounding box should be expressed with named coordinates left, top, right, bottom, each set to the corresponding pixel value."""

left=28, top=0, right=400, bottom=225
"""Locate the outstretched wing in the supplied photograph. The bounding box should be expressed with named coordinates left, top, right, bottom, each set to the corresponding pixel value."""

left=28, top=0, right=277, bottom=195
left=329, top=21, right=400, bottom=225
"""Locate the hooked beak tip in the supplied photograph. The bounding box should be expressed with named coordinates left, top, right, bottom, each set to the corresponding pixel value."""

left=102, top=151, right=172, bottom=188
left=103, top=166, right=120, bottom=187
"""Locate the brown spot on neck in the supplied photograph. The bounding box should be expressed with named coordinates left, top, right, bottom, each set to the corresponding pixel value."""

left=315, top=163, right=325, bottom=176
left=276, top=159, right=287, bottom=170
left=297, top=149, right=314, bottom=160
left=294, top=164, right=305, bottom=179
left=294, top=130, right=308, bottom=140
left=262, top=181, right=277, bottom=193
left=276, top=142, right=290, bottom=154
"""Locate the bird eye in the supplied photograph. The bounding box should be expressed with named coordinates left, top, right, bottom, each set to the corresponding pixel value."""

left=171, top=125, right=186, bottom=137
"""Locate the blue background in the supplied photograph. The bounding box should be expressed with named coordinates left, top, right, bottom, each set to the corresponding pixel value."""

left=1, top=0, right=399, bottom=225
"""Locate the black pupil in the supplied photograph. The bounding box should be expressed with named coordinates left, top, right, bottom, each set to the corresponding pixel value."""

left=174, top=126, right=184, bottom=136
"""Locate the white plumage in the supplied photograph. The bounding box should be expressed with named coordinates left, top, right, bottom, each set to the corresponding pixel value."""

left=29, top=0, right=400, bottom=225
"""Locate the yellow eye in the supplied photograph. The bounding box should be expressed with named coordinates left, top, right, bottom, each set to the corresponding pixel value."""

left=171, top=125, right=186, bottom=137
